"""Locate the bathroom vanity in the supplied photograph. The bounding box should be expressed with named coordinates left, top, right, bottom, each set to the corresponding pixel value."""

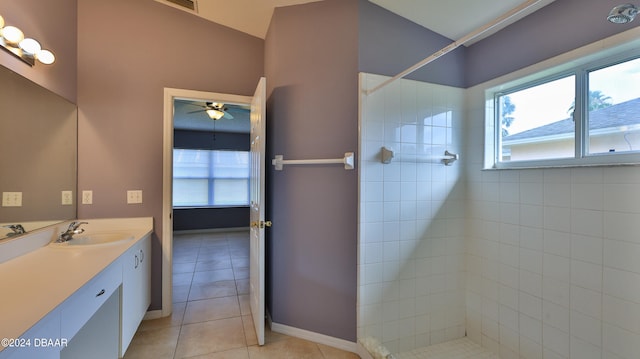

left=0, top=218, right=153, bottom=359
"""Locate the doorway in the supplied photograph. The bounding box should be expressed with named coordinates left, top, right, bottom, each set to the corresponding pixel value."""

left=162, top=88, right=253, bottom=316
left=162, top=82, right=267, bottom=345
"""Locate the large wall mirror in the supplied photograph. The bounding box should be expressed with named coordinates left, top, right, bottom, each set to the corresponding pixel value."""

left=0, top=64, right=77, bottom=239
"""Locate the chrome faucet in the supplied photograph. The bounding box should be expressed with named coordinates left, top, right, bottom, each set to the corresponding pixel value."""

left=57, top=221, right=88, bottom=243
left=3, top=224, right=26, bottom=237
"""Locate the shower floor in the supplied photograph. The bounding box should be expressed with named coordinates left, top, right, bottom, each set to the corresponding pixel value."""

left=394, top=338, right=498, bottom=359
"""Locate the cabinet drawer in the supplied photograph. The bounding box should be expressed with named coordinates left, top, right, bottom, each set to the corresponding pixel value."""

left=60, top=263, right=121, bottom=339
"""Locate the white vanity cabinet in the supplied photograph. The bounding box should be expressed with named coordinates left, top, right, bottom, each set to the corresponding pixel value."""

left=0, top=218, right=153, bottom=359
left=2, top=308, right=61, bottom=359
left=120, top=234, right=151, bottom=356
left=60, top=262, right=121, bottom=340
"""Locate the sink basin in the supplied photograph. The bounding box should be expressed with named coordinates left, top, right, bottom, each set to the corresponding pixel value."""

left=50, top=232, right=134, bottom=247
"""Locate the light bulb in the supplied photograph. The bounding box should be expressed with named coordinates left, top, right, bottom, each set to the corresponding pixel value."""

left=19, top=38, right=41, bottom=55
left=0, top=15, right=4, bottom=29
left=1, top=25, right=24, bottom=46
left=206, top=109, right=224, bottom=120
left=36, top=49, right=55, bottom=65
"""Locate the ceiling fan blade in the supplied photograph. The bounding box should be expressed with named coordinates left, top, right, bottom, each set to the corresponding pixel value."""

left=222, top=112, right=234, bottom=120
left=186, top=109, right=205, bottom=114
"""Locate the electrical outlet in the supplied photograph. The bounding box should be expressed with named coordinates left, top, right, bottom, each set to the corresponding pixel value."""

left=2, top=192, right=22, bottom=207
left=82, top=190, right=93, bottom=205
left=62, top=190, right=73, bottom=205
left=127, top=190, right=143, bottom=204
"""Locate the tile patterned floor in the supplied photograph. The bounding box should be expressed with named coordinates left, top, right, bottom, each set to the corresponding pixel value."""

left=123, top=231, right=360, bottom=359
left=394, top=338, right=498, bottom=359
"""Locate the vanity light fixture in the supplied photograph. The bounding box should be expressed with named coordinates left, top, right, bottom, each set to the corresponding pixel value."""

left=0, top=13, right=55, bottom=66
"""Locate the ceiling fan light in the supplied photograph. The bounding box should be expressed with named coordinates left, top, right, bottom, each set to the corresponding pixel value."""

left=1, top=25, right=24, bottom=46
left=206, top=108, right=224, bottom=120
left=0, top=15, right=5, bottom=29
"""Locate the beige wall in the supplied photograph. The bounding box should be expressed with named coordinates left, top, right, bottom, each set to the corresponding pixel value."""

left=77, top=0, right=264, bottom=310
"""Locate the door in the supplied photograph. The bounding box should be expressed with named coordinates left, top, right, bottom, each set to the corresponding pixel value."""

left=249, top=77, right=267, bottom=345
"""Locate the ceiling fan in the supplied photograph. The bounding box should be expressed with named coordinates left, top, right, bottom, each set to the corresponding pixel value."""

left=187, top=102, right=234, bottom=120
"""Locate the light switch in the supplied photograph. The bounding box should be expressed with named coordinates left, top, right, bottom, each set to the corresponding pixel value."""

left=127, top=190, right=143, bottom=204
left=2, top=192, right=22, bottom=207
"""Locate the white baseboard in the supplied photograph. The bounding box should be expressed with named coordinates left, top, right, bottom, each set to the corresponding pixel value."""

left=356, top=342, right=374, bottom=359
left=269, top=321, right=359, bottom=354
left=173, top=227, right=249, bottom=235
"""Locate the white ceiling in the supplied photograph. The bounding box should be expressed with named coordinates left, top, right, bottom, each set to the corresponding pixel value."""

left=158, top=0, right=555, bottom=42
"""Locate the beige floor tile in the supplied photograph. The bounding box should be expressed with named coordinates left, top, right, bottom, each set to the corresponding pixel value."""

left=195, top=258, right=232, bottom=272
left=189, top=280, right=238, bottom=301
left=317, top=344, right=360, bottom=359
left=233, top=267, right=249, bottom=280
left=236, top=279, right=249, bottom=295
left=238, top=294, right=251, bottom=315
left=247, top=337, right=324, bottom=359
left=174, top=251, right=199, bottom=263
left=139, top=302, right=186, bottom=331
left=175, top=317, right=246, bottom=358
left=230, top=249, right=248, bottom=259
left=193, top=269, right=235, bottom=284
left=241, top=315, right=258, bottom=346
left=174, top=284, right=191, bottom=303
left=198, top=249, right=231, bottom=260
left=183, top=347, right=250, bottom=359
left=174, top=262, right=197, bottom=274
left=183, top=296, right=241, bottom=324
left=231, top=257, right=249, bottom=268
left=174, top=272, right=195, bottom=286
left=123, top=325, right=180, bottom=359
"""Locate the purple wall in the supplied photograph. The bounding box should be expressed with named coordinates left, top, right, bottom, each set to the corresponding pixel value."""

left=465, top=0, right=640, bottom=87
left=358, top=0, right=466, bottom=88
left=265, top=0, right=359, bottom=341
left=77, top=0, right=264, bottom=310
left=0, top=0, right=77, bottom=102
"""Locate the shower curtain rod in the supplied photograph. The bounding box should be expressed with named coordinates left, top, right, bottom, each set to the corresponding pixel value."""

left=364, top=0, right=543, bottom=96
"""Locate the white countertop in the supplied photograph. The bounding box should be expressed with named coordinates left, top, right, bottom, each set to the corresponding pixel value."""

left=0, top=218, right=153, bottom=350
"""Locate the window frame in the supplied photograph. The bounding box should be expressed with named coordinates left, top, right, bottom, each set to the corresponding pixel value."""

left=486, top=40, right=640, bottom=169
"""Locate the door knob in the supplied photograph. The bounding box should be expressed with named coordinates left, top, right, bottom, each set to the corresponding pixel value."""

left=251, top=220, right=272, bottom=229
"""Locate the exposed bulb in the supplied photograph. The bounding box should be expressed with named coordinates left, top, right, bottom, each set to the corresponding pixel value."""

left=19, top=38, right=41, bottom=55
left=1, top=25, right=24, bottom=45
left=36, top=49, right=55, bottom=65
left=0, top=15, right=4, bottom=29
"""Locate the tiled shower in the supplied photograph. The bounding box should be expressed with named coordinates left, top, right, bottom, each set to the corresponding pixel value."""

left=358, top=73, right=468, bottom=356
left=358, top=71, right=640, bottom=359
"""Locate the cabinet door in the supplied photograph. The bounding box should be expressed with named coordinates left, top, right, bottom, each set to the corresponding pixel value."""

left=120, top=235, right=151, bottom=356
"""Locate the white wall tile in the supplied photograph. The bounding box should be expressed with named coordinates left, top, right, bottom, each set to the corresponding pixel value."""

left=543, top=300, right=570, bottom=332
left=604, top=239, right=640, bottom=274
left=571, top=260, right=602, bottom=292
left=570, top=310, right=601, bottom=346
left=571, top=234, right=602, bottom=265
left=544, top=206, right=571, bottom=233
left=603, top=294, right=640, bottom=334
left=543, top=324, right=570, bottom=358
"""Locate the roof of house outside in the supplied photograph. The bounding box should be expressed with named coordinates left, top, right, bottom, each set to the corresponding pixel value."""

left=503, top=97, right=640, bottom=142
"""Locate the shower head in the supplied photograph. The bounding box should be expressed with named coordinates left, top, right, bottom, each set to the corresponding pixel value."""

left=607, top=3, right=638, bottom=24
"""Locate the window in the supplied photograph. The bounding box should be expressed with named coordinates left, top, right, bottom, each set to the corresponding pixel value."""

left=173, top=149, right=250, bottom=207
left=491, top=50, right=640, bottom=168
